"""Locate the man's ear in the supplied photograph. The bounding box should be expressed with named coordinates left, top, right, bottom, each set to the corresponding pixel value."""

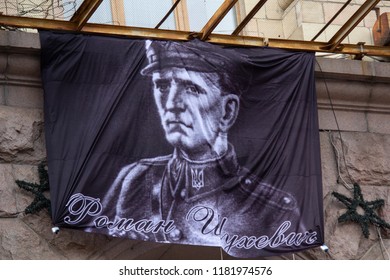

left=220, top=94, right=239, bottom=132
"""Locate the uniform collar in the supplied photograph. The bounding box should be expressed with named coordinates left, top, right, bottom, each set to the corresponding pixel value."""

left=174, top=144, right=240, bottom=175
left=166, top=144, right=240, bottom=202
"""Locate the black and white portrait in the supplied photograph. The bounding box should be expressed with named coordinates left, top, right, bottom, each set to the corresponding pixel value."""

left=100, top=40, right=317, bottom=257
left=40, top=32, right=324, bottom=258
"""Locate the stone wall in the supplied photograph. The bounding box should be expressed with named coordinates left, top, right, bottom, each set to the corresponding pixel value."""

left=0, top=30, right=389, bottom=260
left=241, top=0, right=390, bottom=45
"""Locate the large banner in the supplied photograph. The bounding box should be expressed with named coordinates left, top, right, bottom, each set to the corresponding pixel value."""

left=40, top=31, right=324, bottom=258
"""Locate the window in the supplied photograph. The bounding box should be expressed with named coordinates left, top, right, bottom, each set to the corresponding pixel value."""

left=75, top=0, right=113, bottom=24
left=123, top=0, right=175, bottom=29
left=88, top=0, right=113, bottom=24
left=186, top=0, right=237, bottom=34
left=84, top=0, right=237, bottom=33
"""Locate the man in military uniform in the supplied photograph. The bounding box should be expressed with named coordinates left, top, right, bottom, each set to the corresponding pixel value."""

left=105, top=40, right=307, bottom=257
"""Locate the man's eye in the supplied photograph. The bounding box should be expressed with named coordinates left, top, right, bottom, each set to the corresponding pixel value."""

left=156, top=83, right=170, bottom=91
left=186, top=85, right=204, bottom=94
left=186, top=85, right=198, bottom=93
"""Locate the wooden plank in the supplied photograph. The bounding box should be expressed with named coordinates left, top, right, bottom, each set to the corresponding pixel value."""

left=0, top=14, right=389, bottom=57
left=200, top=0, right=238, bottom=40
left=71, top=0, right=103, bottom=31
left=311, top=0, right=352, bottom=41
left=0, top=14, right=76, bottom=31
left=326, top=0, right=381, bottom=51
left=232, top=0, right=268, bottom=36
left=155, top=0, right=182, bottom=29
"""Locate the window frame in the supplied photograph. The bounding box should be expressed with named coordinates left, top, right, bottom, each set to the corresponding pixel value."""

left=104, top=0, right=241, bottom=32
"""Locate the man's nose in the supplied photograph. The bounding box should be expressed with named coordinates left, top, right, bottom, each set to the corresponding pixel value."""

left=166, top=83, right=185, bottom=113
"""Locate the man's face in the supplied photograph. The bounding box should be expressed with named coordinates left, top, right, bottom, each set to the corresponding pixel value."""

left=152, top=67, right=225, bottom=158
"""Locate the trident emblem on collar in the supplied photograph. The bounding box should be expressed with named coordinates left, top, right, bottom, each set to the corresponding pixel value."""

left=191, top=168, right=204, bottom=190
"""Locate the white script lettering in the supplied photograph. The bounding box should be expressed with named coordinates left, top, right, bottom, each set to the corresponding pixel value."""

left=64, top=193, right=102, bottom=224
left=63, top=193, right=175, bottom=235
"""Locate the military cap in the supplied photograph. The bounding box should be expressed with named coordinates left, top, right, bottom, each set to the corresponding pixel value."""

left=141, top=39, right=250, bottom=96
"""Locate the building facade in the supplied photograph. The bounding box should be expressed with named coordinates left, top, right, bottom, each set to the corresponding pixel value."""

left=0, top=1, right=389, bottom=259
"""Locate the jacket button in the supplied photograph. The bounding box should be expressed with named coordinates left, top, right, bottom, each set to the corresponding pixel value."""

left=245, top=178, right=252, bottom=185
left=168, top=228, right=182, bottom=241
left=180, top=189, right=187, bottom=199
left=283, top=197, right=292, bottom=204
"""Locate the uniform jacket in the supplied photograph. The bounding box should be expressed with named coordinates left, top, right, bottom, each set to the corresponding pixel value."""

left=104, top=145, right=304, bottom=257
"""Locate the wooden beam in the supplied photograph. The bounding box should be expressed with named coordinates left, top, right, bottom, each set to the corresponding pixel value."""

left=0, top=14, right=389, bottom=57
left=210, top=35, right=390, bottom=57
left=232, top=0, right=268, bottom=36
left=81, top=24, right=390, bottom=57
left=311, top=0, right=352, bottom=41
left=111, top=0, right=126, bottom=25
left=81, top=22, right=192, bottom=41
left=0, top=14, right=76, bottom=31
left=155, top=0, right=182, bottom=29
left=200, top=0, right=238, bottom=41
left=325, top=0, right=381, bottom=51
left=71, top=0, right=103, bottom=31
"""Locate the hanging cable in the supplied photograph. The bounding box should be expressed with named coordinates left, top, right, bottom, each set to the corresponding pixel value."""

left=328, top=131, right=353, bottom=190
left=316, top=60, right=354, bottom=189
left=376, top=227, right=390, bottom=260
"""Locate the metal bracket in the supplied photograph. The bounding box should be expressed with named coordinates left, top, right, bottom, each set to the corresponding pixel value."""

left=188, top=32, right=201, bottom=40
left=263, top=37, right=269, bottom=47
left=354, top=42, right=367, bottom=60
